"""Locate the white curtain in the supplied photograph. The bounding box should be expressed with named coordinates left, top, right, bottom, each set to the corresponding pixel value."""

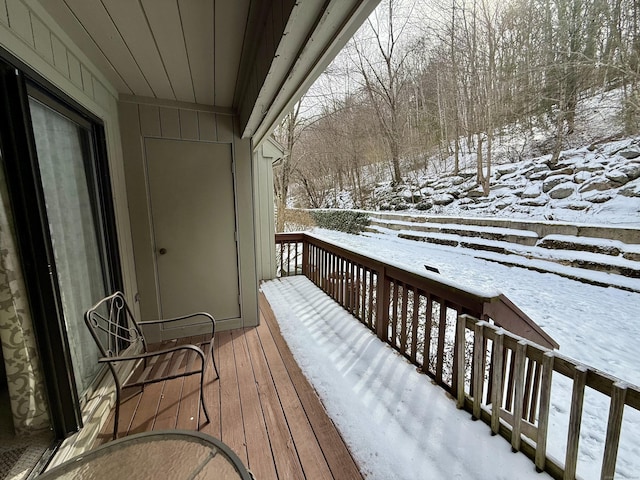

left=0, top=158, right=50, bottom=434
left=29, top=98, right=107, bottom=397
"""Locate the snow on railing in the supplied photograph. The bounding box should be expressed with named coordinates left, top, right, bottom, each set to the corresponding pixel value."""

left=456, top=314, right=638, bottom=480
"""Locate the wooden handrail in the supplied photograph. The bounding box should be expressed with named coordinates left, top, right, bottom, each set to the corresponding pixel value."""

left=275, top=232, right=556, bottom=344
left=483, top=294, right=559, bottom=349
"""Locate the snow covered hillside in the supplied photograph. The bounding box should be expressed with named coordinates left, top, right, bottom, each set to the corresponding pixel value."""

left=366, top=136, right=640, bottom=226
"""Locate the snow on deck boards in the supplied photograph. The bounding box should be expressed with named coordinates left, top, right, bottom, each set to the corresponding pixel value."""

left=261, top=276, right=552, bottom=480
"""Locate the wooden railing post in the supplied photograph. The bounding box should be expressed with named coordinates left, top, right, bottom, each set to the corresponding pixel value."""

left=565, top=365, right=588, bottom=479
left=435, top=301, right=448, bottom=385
left=535, top=351, right=554, bottom=472
left=456, top=315, right=467, bottom=409
left=601, top=382, right=628, bottom=480
left=511, top=341, right=527, bottom=452
left=301, top=237, right=309, bottom=277
left=421, top=295, right=434, bottom=375
left=375, top=265, right=389, bottom=342
left=490, top=331, right=504, bottom=435
left=472, top=321, right=485, bottom=420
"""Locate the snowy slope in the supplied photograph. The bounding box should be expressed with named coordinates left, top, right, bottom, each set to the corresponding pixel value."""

left=333, top=136, right=640, bottom=227
left=296, top=88, right=640, bottom=227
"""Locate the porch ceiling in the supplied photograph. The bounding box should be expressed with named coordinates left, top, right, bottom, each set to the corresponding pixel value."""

left=38, top=0, right=380, bottom=142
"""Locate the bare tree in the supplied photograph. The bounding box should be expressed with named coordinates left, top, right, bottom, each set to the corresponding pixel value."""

left=273, top=101, right=303, bottom=232
left=348, top=0, right=417, bottom=185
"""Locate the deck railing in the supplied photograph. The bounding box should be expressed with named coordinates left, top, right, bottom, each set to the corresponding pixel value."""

left=276, top=233, right=556, bottom=389
left=457, top=315, right=639, bottom=480
left=275, top=232, right=638, bottom=479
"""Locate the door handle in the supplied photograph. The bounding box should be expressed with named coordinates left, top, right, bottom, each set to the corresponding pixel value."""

left=158, top=248, right=167, bottom=255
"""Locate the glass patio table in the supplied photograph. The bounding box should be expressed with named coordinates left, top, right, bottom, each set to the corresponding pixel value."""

left=38, top=431, right=253, bottom=479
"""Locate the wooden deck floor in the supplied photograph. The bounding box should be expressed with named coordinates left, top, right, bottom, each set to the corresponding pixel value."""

left=95, top=292, right=363, bottom=480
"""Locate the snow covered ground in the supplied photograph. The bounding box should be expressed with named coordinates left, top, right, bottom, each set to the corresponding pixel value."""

left=267, top=228, right=640, bottom=479
left=353, top=136, right=640, bottom=227
left=298, top=91, right=640, bottom=227
left=368, top=223, right=640, bottom=292
left=262, top=276, right=553, bottom=480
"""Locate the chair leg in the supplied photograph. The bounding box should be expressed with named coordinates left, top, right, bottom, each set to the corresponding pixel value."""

left=211, top=353, right=220, bottom=380
left=208, top=339, right=220, bottom=380
left=112, top=394, right=120, bottom=440
left=199, top=370, right=210, bottom=428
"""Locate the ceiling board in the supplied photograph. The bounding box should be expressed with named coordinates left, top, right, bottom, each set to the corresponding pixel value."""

left=101, top=0, right=174, bottom=99
left=38, top=0, right=379, bottom=142
left=39, top=0, right=132, bottom=93
left=64, top=0, right=153, bottom=97
left=178, top=0, right=214, bottom=105
left=141, top=0, right=195, bottom=103
left=215, top=0, right=249, bottom=108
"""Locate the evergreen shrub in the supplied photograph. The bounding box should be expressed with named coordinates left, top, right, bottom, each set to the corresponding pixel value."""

left=310, top=210, right=370, bottom=234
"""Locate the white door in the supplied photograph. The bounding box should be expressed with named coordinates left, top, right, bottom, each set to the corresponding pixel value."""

left=146, top=138, right=240, bottom=320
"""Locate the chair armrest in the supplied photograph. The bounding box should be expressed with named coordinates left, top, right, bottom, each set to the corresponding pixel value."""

left=98, top=344, right=206, bottom=363
left=138, top=312, right=215, bottom=335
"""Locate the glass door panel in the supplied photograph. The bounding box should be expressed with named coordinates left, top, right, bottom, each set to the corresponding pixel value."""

left=28, top=97, right=107, bottom=397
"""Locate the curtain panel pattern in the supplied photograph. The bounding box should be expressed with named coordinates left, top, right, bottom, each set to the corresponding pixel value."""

left=0, top=165, right=50, bottom=435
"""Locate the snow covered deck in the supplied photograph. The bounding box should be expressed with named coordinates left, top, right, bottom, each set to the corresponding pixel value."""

left=262, top=276, right=551, bottom=479
left=274, top=230, right=640, bottom=479
left=88, top=269, right=638, bottom=479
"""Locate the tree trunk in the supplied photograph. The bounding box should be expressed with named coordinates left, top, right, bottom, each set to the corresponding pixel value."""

left=484, top=129, right=492, bottom=195
left=454, top=138, right=460, bottom=175
left=476, top=133, right=484, bottom=186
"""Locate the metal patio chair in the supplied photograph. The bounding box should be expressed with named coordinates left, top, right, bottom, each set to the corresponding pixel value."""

left=84, top=291, right=219, bottom=439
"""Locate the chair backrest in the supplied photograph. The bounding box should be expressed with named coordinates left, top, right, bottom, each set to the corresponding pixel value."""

left=84, top=291, right=147, bottom=362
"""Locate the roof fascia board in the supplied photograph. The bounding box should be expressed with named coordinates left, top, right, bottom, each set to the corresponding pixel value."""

left=241, top=0, right=381, bottom=143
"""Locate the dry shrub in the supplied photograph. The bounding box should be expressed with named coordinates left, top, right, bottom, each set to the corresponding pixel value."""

left=283, top=208, right=316, bottom=232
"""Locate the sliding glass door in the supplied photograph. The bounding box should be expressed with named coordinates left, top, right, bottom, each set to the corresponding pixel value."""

left=0, top=54, right=121, bottom=438
left=28, top=96, right=108, bottom=397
